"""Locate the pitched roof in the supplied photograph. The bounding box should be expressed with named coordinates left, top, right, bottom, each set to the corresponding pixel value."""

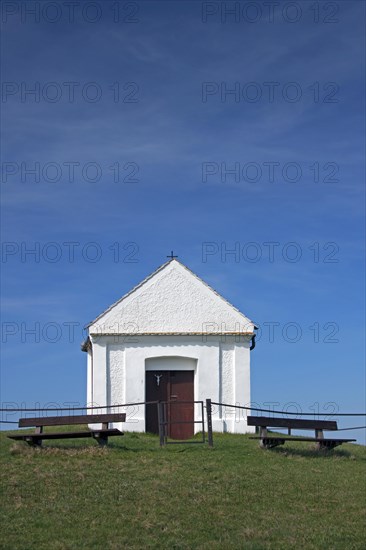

left=87, top=259, right=256, bottom=335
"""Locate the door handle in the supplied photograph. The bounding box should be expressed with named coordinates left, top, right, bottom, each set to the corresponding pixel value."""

left=170, top=395, right=178, bottom=399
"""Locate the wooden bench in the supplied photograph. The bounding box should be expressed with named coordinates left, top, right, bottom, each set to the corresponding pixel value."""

left=247, top=416, right=356, bottom=450
left=7, top=413, right=126, bottom=447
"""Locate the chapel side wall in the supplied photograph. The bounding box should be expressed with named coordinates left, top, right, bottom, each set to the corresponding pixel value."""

left=233, top=342, right=254, bottom=434
left=87, top=347, right=93, bottom=406
left=213, top=339, right=253, bottom=434
left=90, top=338, right=108, bottom=410
left=217, top=341, right=235, bottom=432
left=87, top=338, right=108, bottom=429
left=107, top=345, right=125, bottom=408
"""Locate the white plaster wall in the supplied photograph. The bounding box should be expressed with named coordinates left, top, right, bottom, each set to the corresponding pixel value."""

left=220, top=344, right=234, bottom=405
left=89, top=261, right=254, bottom=336
left=145, top=356, right=197, bottom=371
left=107, top=345, right=125, bottom=407
left=86, top=348, right=92, bottom=405
left=233, top=343, right=253, bottom=433
left=92, top=339, right=107, bottom=408
left=89, top=335, right=253, bottom=434
left=219, top=343, right=235, bottom=432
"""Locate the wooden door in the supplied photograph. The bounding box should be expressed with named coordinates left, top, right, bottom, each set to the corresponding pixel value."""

left=168, top=371, right=194, bottom=439
left=145, top=370, right=194, bottom=440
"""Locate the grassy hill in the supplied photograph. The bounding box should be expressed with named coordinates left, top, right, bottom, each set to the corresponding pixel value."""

left=1, top=429, right=365, bottom=549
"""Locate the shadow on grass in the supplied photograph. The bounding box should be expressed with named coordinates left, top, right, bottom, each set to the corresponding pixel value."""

left=271, top=445, right=355, bottom=459
left=8, top=437, right=162, bottom=454
left=31, top=442, right=155, bottom=452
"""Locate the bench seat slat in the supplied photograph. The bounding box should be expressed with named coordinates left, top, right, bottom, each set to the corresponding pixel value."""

left=8, top=428, right=123, bottom=441
left=247, top=416, right=337, bottom=430
left=18, top=413, right=126, bottom=428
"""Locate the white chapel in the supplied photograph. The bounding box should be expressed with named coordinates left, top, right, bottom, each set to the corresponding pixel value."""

left=82, top=258, right=257, bottom=437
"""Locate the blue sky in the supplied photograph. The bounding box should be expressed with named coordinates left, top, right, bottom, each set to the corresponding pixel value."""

left=1, top=1, right=365, bottom=442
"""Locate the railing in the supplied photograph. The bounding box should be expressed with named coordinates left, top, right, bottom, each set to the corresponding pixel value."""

left=2, top=400, right=365, bottom=449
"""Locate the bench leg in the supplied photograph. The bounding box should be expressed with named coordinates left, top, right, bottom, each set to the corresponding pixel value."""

left=28, top=426, right=43, bottom=446
left=97, top=423, right=109, bottom=446
left=261, top=438, right=285, bottom=450
left=259, top=426, right=267, bottom=438
left=92, top=433, right=108, bottom=446
left=317, top=440, right=342, bottom=451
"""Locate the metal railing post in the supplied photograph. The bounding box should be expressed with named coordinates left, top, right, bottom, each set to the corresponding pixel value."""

left=206, top=398, right=214, bottom=447
left=157, top=401, right=165, bottom=447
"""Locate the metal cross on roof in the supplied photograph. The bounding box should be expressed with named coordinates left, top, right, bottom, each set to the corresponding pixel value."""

left=167, top=251, right=178, bottom=259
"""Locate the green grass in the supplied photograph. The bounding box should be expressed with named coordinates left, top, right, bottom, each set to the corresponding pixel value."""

left=1, top=428, right=365, bottom=549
